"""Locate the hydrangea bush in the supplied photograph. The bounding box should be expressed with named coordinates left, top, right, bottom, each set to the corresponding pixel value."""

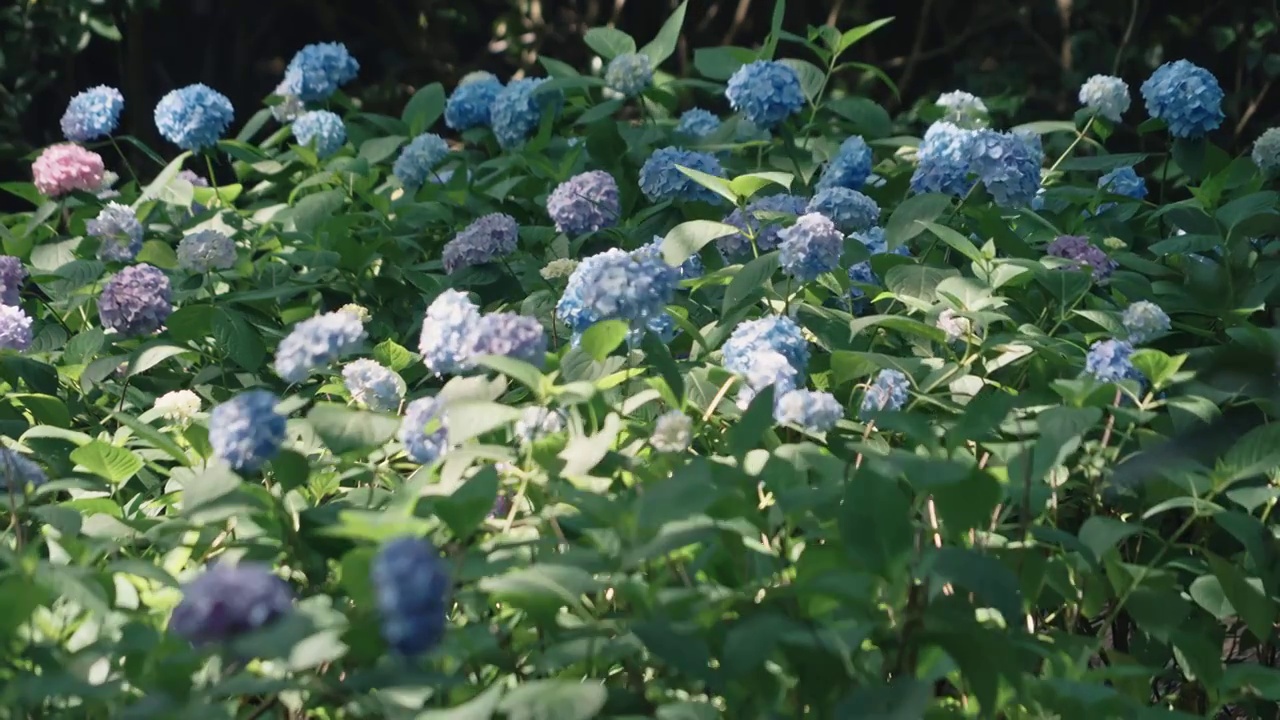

left=3, top=3, right=1280, bottom=718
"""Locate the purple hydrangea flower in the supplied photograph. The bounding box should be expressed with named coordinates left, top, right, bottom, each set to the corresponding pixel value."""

left=1084, top=339, right=1141, bottom=383
left=491, top=78, right=560, bottom=150
left=371, top=537, right=450, bottom=657
left=806, top=186, right=879, bottom=233
left=462, top=312, right=547, bottom=369
left=1098, top=166, right=1147, bottom=201
left=555, top=246, right=679, bottom=337
left=154, top=84, right=234, bottom=151
left=273, top=311, right=368, bottom=383
left=968, top=129, right=1043, bottom=208
left=0, top=447, right=46, bottom=491
left=734, top=348, right=800, bottom=410
left=1140, top=60, right=1225, bottom=139
left=546, top=171, right=620, bottom=235
left=98, top=264, right=172, bottom=337
left=722, top=315, right=809, bottom=378
left=717, top=193, right=808, bottom=261
left=778, top=212, right=843, bottom=282
left=168, top=563, right=293, bottom=645
left=177, top=230, right=237, bottom=272
left=675, top=108, right=721, bottom=138
left=1047, top=235, right=1117, bottom=282
left=0, top=257, right=26, bottom=306
left=400, top=397, right=449, bottom=464
left=87, top=202, right=144, bottom=262
left=209, top=390, right=286, bottom=471
left=0, top=305, right=33, bottom=352
left=910, top=121, right=977, bottom=197
left=442, top=213, right=519, bottom=274
left=393, top=134, right=449, bottom=188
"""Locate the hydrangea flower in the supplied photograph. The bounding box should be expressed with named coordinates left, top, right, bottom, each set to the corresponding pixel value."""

left=735, top=349, right=800, bottom=410
left=1046, top=235, right=1117, bottom=282
left=87, top=202, right=144, bottom=262
left=1084, top=339, right=1142, bottom=383
left=339, top=303, right=371, bottom=323
left=393, top=134, right=449, bottom=188
left=273, top=311, right=367, bottom=383
left=556, top=247, right=679, bottom=336
left=717, top=194, right=808, bottom=260
left=639, top=146, right=726, bottom=204
left=270, top=79, right=305, bottom=123
left=605, top=53, right=654, bottom=96
left=806, top=187, right=879, bottom=233
left=400, top=397, right=449, bottom=464
left=0, top=305, right=33, bottom=352
left=968, top=129, right=1043, bottom=207
left=154, top=84, right=235, bottom=151
left=445, top=72, right=503, bottom=130
left=208, top=390, right=286, bottom=472
left=491, top=78, right=559, bottom=150
left=154, top=390, right=201, bottom=423
left=650, top=410, right=692, bottom=452
left=722, top=315, right=809, bottom=378
left=937, top=308, right=972, bottom=342
left=292, top=110, right=346, bottom=157
left=371, top=537, right=449, bottom=657
left=32, top=143, right=105, bottom=197
left=860, top=369, right=909, bottom=418
left=1122, top=301, right=1171, bottom=344
left=177, top=229, right=237, bottom=272
left=1252, top=128, right=1280, bottom=178
left=342, top=359, right=406, bottom=411
left=442, top=213, right=519, bottom=274
left=0, top=447, right=46, bottom=491
left=637, top=236, right=701, bottom=283
left=514, top=406, right=566, bottom=443
left=540, top=258, right=579, bottom=280
left=282, top=42, right=359, bottom=102
left=98, top=264, right=172, bottom=337
left=0, top=256, right=26, bottom=306
left=61, top=85, right=124, bottom=142
left=847, top=226, right=911, bottom=310
left=725, top=60, right=805, bottom=129
left=910, top=121, right=977, bottom=197
left=815, top=136, right=873, bottom=191
left=1140, top=60, right=1225, bottom=139
left=778, top=212, right=843, bottom=282
left=1098, top=166, right=1147, bottom=200
left=774, top=390, right=843, bottom=432
left=936, top=90, right=988, bottom=128
left=462, top=312, right=547, bottom=369
left=675, top=108, right=721, bottom=138
left=546, top=171, right=620, bottom=235
left=418, top=290, right=482, bottom=376
left=1079, top=75, right=1131, bottom=122
left=168, top=563, right=293, bottom=645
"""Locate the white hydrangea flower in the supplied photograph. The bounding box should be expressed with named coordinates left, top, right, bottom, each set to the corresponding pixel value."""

left=154, top=390, right=201, bottom=423
left=936, top=308, right=972, bottom=342
left=1078, top=74, right=1131, bottom=123
left=936, top=90, right=988, bottom=128
left=1252, top=127, right=1280, bottom=178
left=339, top=303, right=371, bottom=323
left=650, top=410, right=692, bottom=453
left=540, top=258, right=580, bottom=280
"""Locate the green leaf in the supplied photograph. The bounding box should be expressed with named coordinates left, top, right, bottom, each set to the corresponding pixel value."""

left=112, top=412, right=190, bottom=465
left=69, top=441, right=144, bottom=485
left=675, top=165, right=736, bottom=204
left=402, top=83, right=446, bottom=135
left=722, top=251, right=780, bottom=314
left=135, top=151, right=192, bottom=208
left=1130, top=349, right=1185, bottom=390
left=693, top=46, right=755, bottom=80
left=479, top=565, right=602, bottom=615
left=372, top=339, right=414, bottom=372
left=640, top=331, right=685, bottom=404
left=182, top=463, right=243, bottom=511
left=443, top=401, right=523, bottom=446
left=269, top=450, right=311, bottom=490
left=1058, top=152, right=1150, bottom=172
left=836, top=680, right=931, bottom=719
left=662, top=220, right=740, bottom=267
left=358, top=135, right=406, bottom=165
left=1078, top=516, right=1142, bottom=563
left=883, top=264, right=959, bottom=303
left=497, top=681, right=606, bottom=720
left=639, top=0, right=688, bottom=65
left=306, top=403, right=400, bottom=455
left=435, top=465, right=499, bottom=539
left=840, top=469, right=912, bottom=579
left=578, top=319, right=630, bottom=362
left=418, top=684, right=506, bottom=720
left=1223, top=422, right=1280, bottom=482
left=728, top=171, right=793, bottom=199
left=126, top=342, right=193, bottom=376
left=1172, top=137, right=1208, bottom=181
left=918, top=220, right=985, bottom=265
left=836, top=17, right=894, bottom=55
left=583, top=27, right=636, bottom=60
left=289, top=188, right=347, bottom=234
left=470, top=355, right=544, bottom=393
left=778, top=58, right=826, bottom=102
left=63, top=328, right=105, bottom=365
left=827, top=97, right=892, bottom=139
left=849, top=314, right=947, bottom=343
left=212, top=309, right=267, bottom=371
left=728, top=385, right=775, bottom=456
left=884, top=193, right=952, bottom=250
left=559, top=413, right=621, bottom=476
left=930, top=547, right=1022, bottom=621
left=1207, top=553, right=1275, bottom=643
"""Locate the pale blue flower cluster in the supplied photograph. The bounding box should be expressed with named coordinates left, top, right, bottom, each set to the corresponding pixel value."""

left=208, top=391, right=286, bottom=472
left=806, top=187, right=879, bottom=233
left=546, top=170, right=620, bottom=235
left=910, top=121, right=976, bottom=197
left=87, top=202, right=143, bottom=262
left=722, top=315, right=809, bottom=378
left=555, top=246, right=680, bottom=337
left=445, top=72, right=503, bottom=130
left=1078, top=75, right=1131, bottom=122
left=282, top=42, right=359, bottom=102
left=393, top=134, right=450, bottom=188
left=61, top=86, right=124, bottom=142
left=371, top=537, right=450, bottom=657
left=293, top=110, right=346, bottom=157
left=0, top=447, right=46, bottom=491
left=860, top=369, right=909, bottom=418
left=177, top=230, right=237, bottom=272
left=0, top=305, right=32, bottom=352
left=1122, top=301, right=1171, bottom=344
left=735, top=349, right=799, bottom=410
left=168, top=562, right=293, bottom=644
left=605, top=53, right=654, bottom=96
left=1098, top=166, right=1147, bottom=200
left=1253, top=128, right=1280, bottom=178
left=0, top=256, right=25, bottom=306
left=778, top=212, right=843, bottom=282
left=442, top=213, right=519, bottom=274
left=639, top=146, right=726, bottom=203
left=1047, top=235, right=1117, bottom=281
left=725, top=60, right=805, bottom=129
left=98, top=264, right=172, bottom=336
left=1140, top=60, right=1225, bottom=139
left=815, top=136, right=873, bottom=191
left=848, top=227, right=910, bottom=311
left=491, top=78, right=558, bottom=150
left=399, top=397, right=449, bottom=464
left=1084, top=339, right=1142, bottom=383
left=273, top=310, right=368, bottom=383
left=418, top=290, right=482, bottom=375
left=774, top=389, right=843, bottom=432
left=936, top=90, right=988, bottom=128
left=462, top=312, right=548, bottom=368
left=675, top=108, right=721, bottom=138
left=968, top=129, right=1043, bottom=207
left=642, top=236, right=702, bottom=281
left=515, top=406, right=566, bottom=444
left=154, top=84, right=234, bottom=151
left=650, top=410, right=693, bottom=452
left=342, top=359, right=406, bottom=411
left=718, top=194, right=808, bottom=260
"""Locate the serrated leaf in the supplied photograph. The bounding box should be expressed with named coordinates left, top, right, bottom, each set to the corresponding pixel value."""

left=662, top=220, right=740, bottom=267
left=69, top=441, right=144, bottom=484
left=578, top=319, right=630, bottom=362
left=307, top=403, right=400, bottom=455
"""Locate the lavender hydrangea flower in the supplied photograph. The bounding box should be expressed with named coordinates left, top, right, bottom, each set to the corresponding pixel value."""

left=605, top=53, right=654, bottom=97
left=514, top=406, right=566, bottom=443
left=0, top=256, right=26, bottom=306
left=1253, top=128, right=1280, bottom=178
left=936, top=90, right=988, bottom=128
left=725, top=61, right=805, bottom=129
left=1079, top=75, right=1131, bottom=122
left=775, top=389, right=843, bottom=432
left=87, top=202, right=144, bottom=262
left=154, top=84, right=234, bottom=151
left=815, top=136, right=873, bottom=191
left=722, top=315, right=809, bottom=378
left=98, top=264, right=172, bottom=337
left=282, top=42, right=359, bottom=103
left=555, top=246, right=679, bottom=336
left=442, top=213, right=519, bottom=274
left=911, top=121, right=977, bottom=197
left=393, top=133, right=449, bottom=188
left=168, top=563, right=293, bottom=645
left=399, top=397, right=449, bottom=464
left=0, top=447, right=46, bottom=491
left=1122, top=301, right=1171, bottom=344
left=418, top=290, right=482, bottom=376
left=491, top=78, right=559, bottom=150
left=273, top=311, right=368, bottom=383
left=1140, top=60, right=1225, bottom=139
left=177, top=229, right=237, bottom=272
left=293, top=110, right=346, bottom=157
left=968, top=129, right=1043, bottom=207
left=0, top=305, right=33, bottom=352
left=806, top=187, right=879, bottom=233
left=342, top=359, right=406, bottom=411
left=1046, top=235, right=1117, bottom=281
left=445, top=72, right=503, bottom=130
left=61, top=85, right=124, bottom=142
left=717, top=194, right=808, bottom=260
left=462, top=312, right=547, bottom=369
left=778, top=212, right=842, bottom=282
left=860, top=369, right=909, bottom=418
left=639, top=146, right=726, bottom=204
left=546, top=171, right=620, bottom=235
left=209, top=390, right=286, bottom=472
left=1084, top=339, right=1142, bottom=383
left=936, top=308, right=972, bottom=342
left=650, top=410, right=692, bottom=452
left=675, top=108, right=721, bottom=138
left=371, top=537, right=449, bottom=656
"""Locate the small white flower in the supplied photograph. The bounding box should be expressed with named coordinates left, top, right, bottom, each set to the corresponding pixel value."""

left=154, top=390, right=201, bottom=423
left=1078, top=75, right=1131, bottom=123
left=338, top=303, right=371, bottom=323
left=936, top=308, right=972, bottom=342
left=1252, top=127, right=1280, bottom=178
left=651, top=410, right=692, bottom=453
left=540, top=258, right=580, bottom=280
left=936, top=90, right=988, bottom=128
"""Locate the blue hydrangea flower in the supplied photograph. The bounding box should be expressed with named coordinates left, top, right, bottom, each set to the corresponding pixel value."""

left=393, top=134, right=449, bottom=188
left=282, top=42, right=359, bottom=103
left=418, top=290, right=481, bottom=376
left=911, top=121, right=977, bottom=197
left=154, top=84, right=234, bottom=151
left=442, top=213, right=519, bottom=274
left=208, top=390, right=287, bottom=472
left=556, top=247, right=680, bottom=337
left=968, top=129, right=1043, bottom=207
left=273, top=311, right=368, bottom=383
left=342, top=359, right=406, bottom=411
left=815, top=136, right=873, bottom=191
left=546, top=171, right=620, bottom=235
left=0, top=447, right=46, bottom=491
left=399, top=397, right=449, bottom=464
left=630, top=310, right=678, bottom=349
left=806, top=187, right=879, bottom=233
left=936, top=90, right=988, bottom=128
left=177, top=229, right=237, bottom=272
left=462, top=312, right=547, bottom=369
left=775, top=389, right=843, bottom=432
left=98, top=264, right=172, bottom=337
left=1253, top=128, right=1280, bottom=178
left=292, top=110, right=346, bottom=157
left=270, top=79, right=304, bottom=123
left=371, top=537, right=450, bottom=657
left=0, top=256, right=26, bottom=306
left=87, top=202, right=143, bottom=262
left=0, top=305, right=33, bottom=352
left=846, top=226, right=913, bottom=316
left=718, top=194, right=808, bottom=260
left=168, top=562, right=293, bottom=645
left=514, top=406, right=566, bottom=444
left=445, top=72, right=503, bottom=130
left=860, top=369, right=909, bottom=418
left=1098, top=166, right=1147, bottom=200
left=735, top=349, right=800, bottom=410
left=491, top=78, right=560, bottom=150
left=650, top=410, right=692, bottom=453
left=641, top=236, right=702, bottom=280
left=1047, top=235, right=1117, bottom=282
left=639, top=146, right=726, bottom=204
left=61, top=86, right=124, bottom=142
left=1122, top=301, right=1170, bottom=344
left=778, top=212, right=843, bottom=282
left=725, top=60, right=805, bottom=129
left=1079, top=75, right=1131, bottom=122
left=675, top=108, right=721, bottom=138
left=1140, top=60, right=1225, bottom=139
left=605, top=53, right=654, bottom=97
left=1084, top=339, right=1142, bottom=383
left=722, top=315, right=809, bottom=378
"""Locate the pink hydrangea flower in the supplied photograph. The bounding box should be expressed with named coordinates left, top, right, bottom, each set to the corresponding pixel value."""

left=31, top=143, right=105, bottom=198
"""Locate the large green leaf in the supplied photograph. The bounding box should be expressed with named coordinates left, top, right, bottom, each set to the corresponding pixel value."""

left=639, top=0, right=688, bottom=65
left=69, top=441, right=143, bottom=485
left=306, top=403, right=400, bottom=455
